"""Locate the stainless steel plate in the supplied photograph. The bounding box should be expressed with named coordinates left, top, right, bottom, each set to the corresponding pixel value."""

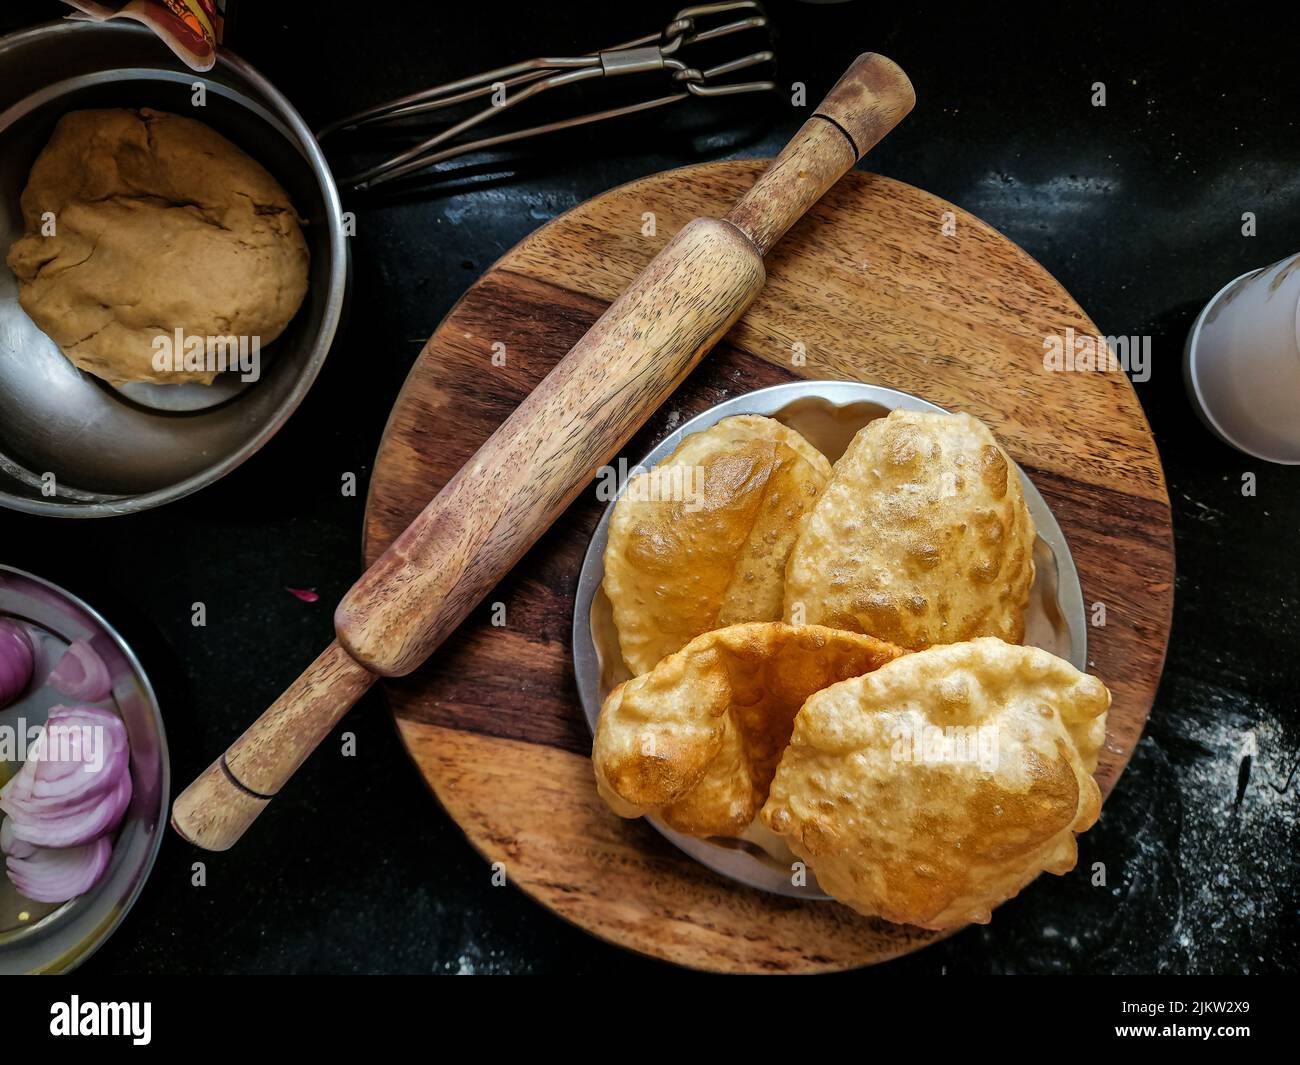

left=572, top=381, right=1088, bottom=899
left=0, top=20, right=347, bottom=515
left=0, top=565, right=168, bottom=973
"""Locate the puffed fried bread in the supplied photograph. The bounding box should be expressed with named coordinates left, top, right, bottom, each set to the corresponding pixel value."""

left=783, top=410, right=1035, bottom=650
left=761, top=638, right=1110, bottom=930
left=592, top=622, right=903, bottom=837
left=605, top=415, right=832, bottom=675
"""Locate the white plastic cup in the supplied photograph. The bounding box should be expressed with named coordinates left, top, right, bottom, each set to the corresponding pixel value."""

left=1184, top=253, right=1300, bottom=464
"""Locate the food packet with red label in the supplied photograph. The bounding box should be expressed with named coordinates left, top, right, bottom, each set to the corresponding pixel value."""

left=62, top=1, right=227, bottom=71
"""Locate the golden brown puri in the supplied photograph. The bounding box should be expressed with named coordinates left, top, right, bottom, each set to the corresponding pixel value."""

left=6, top=108, right=309, bottom=386
left=761, top=638, right=1111, bottom=930
left=592, top=622, right=904, bottom=838
left=783, top=409, right=1035, bottom=651
left=604, top=415, right=832, bottom=675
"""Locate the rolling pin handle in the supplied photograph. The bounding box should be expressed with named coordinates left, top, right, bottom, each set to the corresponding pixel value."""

left=813, top=52, right=916, bottom=162
left=170, top=758, right=269, bottom=852
left=171, top=641, right=377, bottom=851
left=725, top=53, right=915, bottom=255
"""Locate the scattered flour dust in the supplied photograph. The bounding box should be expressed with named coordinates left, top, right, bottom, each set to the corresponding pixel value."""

left=1143, top=677, right=1298, bottom=972
left=441, top=941, right=527, bottom=975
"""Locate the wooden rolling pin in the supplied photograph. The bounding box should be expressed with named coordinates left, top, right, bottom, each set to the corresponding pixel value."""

left=172, top=52, right=915, bottom=850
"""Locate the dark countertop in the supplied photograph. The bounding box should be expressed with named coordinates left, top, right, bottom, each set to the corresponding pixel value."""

left=2, top=0, right=1296, bottom=974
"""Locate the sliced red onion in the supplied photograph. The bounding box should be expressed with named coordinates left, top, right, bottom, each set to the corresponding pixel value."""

left=25, top=707, right=128, bottom=799
left=23, top=624, right=65, bottom=687
left=6, top=835, right=112, bottom=903
left=0, top=618, right=34, bottom=709
left=7, top=773, right=131, bottom=849
left=0, top=816, right=36, bottom=859
left=47, top=640, right=112, bottom=702
left=0, top=705, right=132, bottom=848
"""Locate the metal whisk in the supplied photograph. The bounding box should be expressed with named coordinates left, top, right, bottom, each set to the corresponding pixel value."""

left=318, top=2, right=777, bottom=190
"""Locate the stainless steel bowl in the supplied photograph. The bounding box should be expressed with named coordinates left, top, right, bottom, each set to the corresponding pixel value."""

left=0, top=20, right=347, bottom=516
left=573, top=381, right=1088, bottom=899
left=0, top=565, right=167, bottom=973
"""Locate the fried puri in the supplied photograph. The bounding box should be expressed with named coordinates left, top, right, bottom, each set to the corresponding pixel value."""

left=592, top=622, right=903, bottom=837
left=761, top=638, right=1110, bottom=930
left=604, top=415, right=832, bottom=675
left=783, top=410, right=1035, bottom=650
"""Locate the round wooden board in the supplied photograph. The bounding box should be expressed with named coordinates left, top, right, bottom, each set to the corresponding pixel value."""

left=362, top=161, right=1175, bottom=974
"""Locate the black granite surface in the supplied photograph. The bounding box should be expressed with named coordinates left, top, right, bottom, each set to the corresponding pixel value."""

left=2, top=0, right=1296, bottom=974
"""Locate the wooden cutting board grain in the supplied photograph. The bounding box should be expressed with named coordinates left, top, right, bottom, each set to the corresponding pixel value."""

left=361, top=161, right=1175, bottom=973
